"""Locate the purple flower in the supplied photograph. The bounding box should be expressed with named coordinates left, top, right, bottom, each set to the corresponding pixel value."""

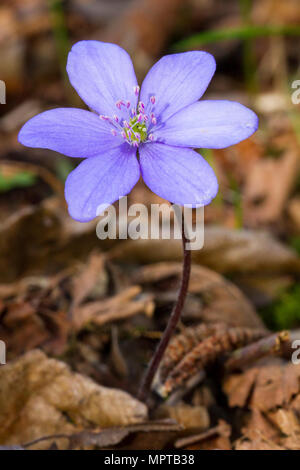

left=18, top=41, right=258, bottom=222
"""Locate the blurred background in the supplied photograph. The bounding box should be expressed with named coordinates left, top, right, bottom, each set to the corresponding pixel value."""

left=0, top=0, right=300, bottom=450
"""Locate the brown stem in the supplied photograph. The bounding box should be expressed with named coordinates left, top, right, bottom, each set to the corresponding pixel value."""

left=137, top=213, right=191, bottom=402
left=224, top=330, right=290, bottom=372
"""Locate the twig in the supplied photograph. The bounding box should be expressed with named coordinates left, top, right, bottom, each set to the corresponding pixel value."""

left=175, top=420, right=230, bottom=449
left=137, top=213, right=191, bottom=402
left=224, top=330, right=290, bottom=372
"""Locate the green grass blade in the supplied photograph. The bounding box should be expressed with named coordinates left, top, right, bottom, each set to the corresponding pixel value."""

left=173, top=25, right=300, bottom=51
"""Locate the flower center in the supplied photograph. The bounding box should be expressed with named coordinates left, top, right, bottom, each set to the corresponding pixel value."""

left=99, top=87, right=156, bottom=147
left=124, top=115, right=148, bottom=145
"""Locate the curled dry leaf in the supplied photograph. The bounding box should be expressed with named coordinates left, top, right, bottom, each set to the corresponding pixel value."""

left=0, top=350, right=147, bottom=449
left=72, top=285, right=154, bottom=331
left=131, top=262, right=265, bottom=329
left=155, top=323, right=266, bottom=397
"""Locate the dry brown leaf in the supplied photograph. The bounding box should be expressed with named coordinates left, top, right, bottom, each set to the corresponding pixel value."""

left=288, top=197, right=300, bottom=234
left=155, top=403, right=209, bottom=431
left=235, top=407, right=300, bottom=450
left=235, top=437, right=285, bottom=450
left=132, top=262, right=265, bottom=329
left=213, top=139, right=263, bottom=183
left=242, top=408, right=279, bottom=441
left=73, top=285, right=154, bottom=330
left=69, top=251, right=106, bottom=312
left=0, top=192, right=101, bottom=283
left=244, top=149, right=299, bottom=226
left=0, top=263, right=154, bottom=357
left=110, top=227, right=300, bottom=274
left=251, top=361, right=300, bottom=411
left=268, top=408, right=300, bottom=436
left=224, top=357, right=300, bottom=450
left=0, top=271, right=73, bottom=356
left=0, top=350, right=147, bottom=449
left=224, top=358, right=300, bottom=411
left=254, top=0, right=300, bottom=25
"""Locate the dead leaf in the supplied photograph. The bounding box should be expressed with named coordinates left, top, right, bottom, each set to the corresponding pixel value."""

left=110, top=227, right=300, bottom=274
left=0, top=350, right=147, bottom=449
left=244, top=149, right=299, bottom=226
left=288, top=197, right=300, bottom=234
left=69, top=251, right=106, bottom=313
left=155, top=403, right=209, bottom=431
left=131, top=262, right=265, bottom=329
left=223, top=358, right=300, bottom=411
left=235, top=436, right=285, bottom=450
left=224, top=356, right=300, bottom=450
left=73, top=286, right=154, bottom=331
left=0, top=193, right=100, bottom=283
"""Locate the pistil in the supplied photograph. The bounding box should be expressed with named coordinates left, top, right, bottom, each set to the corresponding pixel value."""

left=99, top=90, right=157, bottom=147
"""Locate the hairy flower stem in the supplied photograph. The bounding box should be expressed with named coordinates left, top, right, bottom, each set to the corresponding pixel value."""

left=138, top=214, right=191, bottom=402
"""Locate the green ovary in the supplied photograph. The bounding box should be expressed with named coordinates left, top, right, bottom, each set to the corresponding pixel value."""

left=124, top=116, right=148, bottom=144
